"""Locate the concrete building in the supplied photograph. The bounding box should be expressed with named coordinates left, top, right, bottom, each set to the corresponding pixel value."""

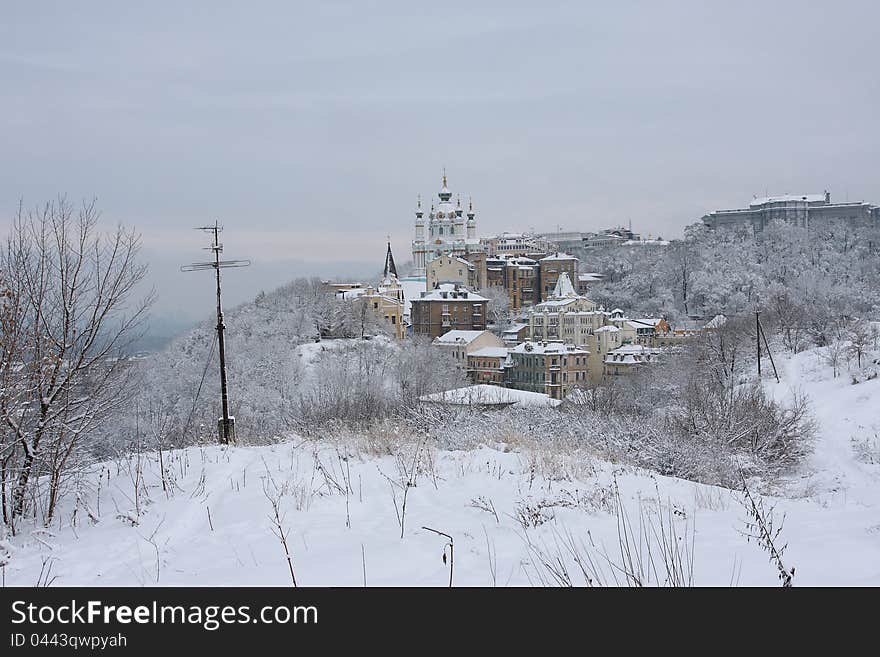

left=426, top=255, right=476, bottom=291
left=411, top=284, right=489, bottom=339
left=538, top=253, right=579, bottom=301
left=604, top=344, right=663, bottom=377
left=482, top=232, right=556, bottom=257
left=467, top=346, right=511, bottom=385
left=504, top=256, right=541, bottom=311
left=507, top=341, right=590, bottom=400
left=528, top=272, right=601, bottom=345
left=702, top=192, right=880, bottom=232
left=576, top=272, right=605, bottom=296
left=432, top=329, right=504, bottom=372
left=501, top=322, right=530, bottom=346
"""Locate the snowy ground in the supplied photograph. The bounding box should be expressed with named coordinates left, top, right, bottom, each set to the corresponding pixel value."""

left=2, top=348, right=879, bottom=586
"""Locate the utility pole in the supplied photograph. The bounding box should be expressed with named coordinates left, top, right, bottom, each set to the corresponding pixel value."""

left=756, top=310, right=762, bottom=377
left=755, top=309, right=779, bottom=383
left=181, top=222, right=250, bottom=445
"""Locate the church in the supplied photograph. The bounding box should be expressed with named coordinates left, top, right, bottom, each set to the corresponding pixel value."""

left=411, top=172, right=484, bottom=276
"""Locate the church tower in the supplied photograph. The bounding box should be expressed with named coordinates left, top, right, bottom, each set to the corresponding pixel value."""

left=412, top=170, right=482, bottom=276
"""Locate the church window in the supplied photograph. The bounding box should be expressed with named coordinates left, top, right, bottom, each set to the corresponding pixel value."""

left=439, top=227, right=444, bottom=235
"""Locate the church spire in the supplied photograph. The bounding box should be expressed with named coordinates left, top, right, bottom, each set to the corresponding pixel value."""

left=383, top=238, right=398, bottom=280
left=439, top=168, right=452, bottom=202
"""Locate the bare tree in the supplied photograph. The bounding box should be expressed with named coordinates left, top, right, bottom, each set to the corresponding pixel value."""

left=847, top=322, right=873, bottom=369
left=0, top=199, right=152, bottom=527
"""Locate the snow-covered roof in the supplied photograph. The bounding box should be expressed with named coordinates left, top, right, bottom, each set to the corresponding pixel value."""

left=509, top=341, right=589, bottom=356
left=540, top=252, right=579, bottom=261
left=419, top=384, right=562, bottom=408
left=417, top=284, right=488, bottom=302
left=629, top=318, right=664, bottom=329
left=468, top=347, right=510, bottom=359
left=577, top=273, right=605, bottom=282
left=502, top=323, right=529, bottom=335
left=549, top=271, right=577, bottom=298
left=750, top=194, right=826, bottom=206
left=433, top=330, right=490, bottom=345
left=604, top=344, right=663, bottom=365
left=704, top=314, right=727, bottom=329
left=429, top=255, right=474, bottom=268
left=595, top=325, right=620, bottom=333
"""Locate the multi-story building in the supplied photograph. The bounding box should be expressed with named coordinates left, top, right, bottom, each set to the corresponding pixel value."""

left=529, top=272, right=601, bottom=345
left=467, top=252, right=506, bottom=291
left=603, top=344, right=663, bottom=377
left=576, top=272, right=605, bottom=295
left=538, top=253, right=579, bottom=301
left=482, top=232, right=556, bottom=257
left=501, top=322, right=529, bottom=346
left=411, top=284, right=489, bottom=339
left=467, top=346, right=511, bottom=385
left=504, top=256, right=541, bottom=311
left=426, top=255, right=476, bottom=291
left=507, top=341, right=590, bottom=400
left=411, top=173, right=484, bottom=276
left=702, top=192, right=880, bottom=232
left=432, top=330, right=504, bottom=372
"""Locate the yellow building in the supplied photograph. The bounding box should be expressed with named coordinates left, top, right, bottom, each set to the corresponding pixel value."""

left=426, top=255, right=476, bottom=291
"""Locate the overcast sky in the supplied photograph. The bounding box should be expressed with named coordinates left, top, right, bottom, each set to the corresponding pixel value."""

left=2, top=1, right=878, bottom=325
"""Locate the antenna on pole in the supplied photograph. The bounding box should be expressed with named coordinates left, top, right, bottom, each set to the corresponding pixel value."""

left=181, top=221, right=251, bottom=445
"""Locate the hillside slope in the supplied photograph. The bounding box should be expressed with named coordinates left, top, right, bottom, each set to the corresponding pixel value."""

left=2, top=348, right=879, bottom=586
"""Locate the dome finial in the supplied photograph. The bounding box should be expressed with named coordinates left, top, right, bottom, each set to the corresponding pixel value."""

left=442, top=167, right=447, bottom=189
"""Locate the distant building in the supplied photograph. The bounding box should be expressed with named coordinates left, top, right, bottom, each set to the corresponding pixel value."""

left=538, top=252, right=579, bottom=301
left=335, top=242, right=406, bottom=339
left=501, top=322, right=530, bottom=346
left=576, top=272, right=605, bottom=296
left=702, top=191, right=880, bottom=232
left=482, top=232, right=556, bottom=257
left=503, top=256, right=541, bottom=311
left=412, top=173, right=483, bottom=276
left=507, top=341, right=590, bottom=400
left=603, top=344, right=663, bottom=377
left=467, top=347, right=511, bottom=385
left=426, top=255, right=476, bottom=291
left=412, top=284, right=489, bottom=339
left=529, top=272, right=601, bottom=345
left=432, top=329, right=504, bottom=371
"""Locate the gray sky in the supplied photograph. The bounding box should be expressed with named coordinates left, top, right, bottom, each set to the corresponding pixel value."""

left=2, top=1, right=878, bottom=325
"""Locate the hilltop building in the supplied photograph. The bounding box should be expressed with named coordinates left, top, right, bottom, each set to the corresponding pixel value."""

left=702, top=191, right=880, bottom=232
left=411, top=284, right=489, bottom=339
left=411, top=173, right=483, bottom=276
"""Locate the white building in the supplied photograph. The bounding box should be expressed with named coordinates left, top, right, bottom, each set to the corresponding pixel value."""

left=412, top=172, right=483, bottom=276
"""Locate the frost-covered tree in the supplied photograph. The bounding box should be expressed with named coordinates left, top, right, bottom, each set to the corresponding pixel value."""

left=0, top=199, right=152, bottom=527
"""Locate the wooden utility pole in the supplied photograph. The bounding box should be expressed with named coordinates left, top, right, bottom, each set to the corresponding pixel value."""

left=181, top=222, right=250, bottom=444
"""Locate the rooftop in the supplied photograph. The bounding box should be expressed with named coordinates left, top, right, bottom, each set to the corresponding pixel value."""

left=468, top=347, right=510, bottom=359
left=417, top=283, right=488, bottom=302
left=419, top=384, right=562, bottom=408
left=509, top=341, right=589, bottom=355
left=433, top=330, right=491, bottom=345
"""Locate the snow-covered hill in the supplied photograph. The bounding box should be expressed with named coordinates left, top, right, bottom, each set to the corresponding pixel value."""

left=2, top=347, right=879, bottom=586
